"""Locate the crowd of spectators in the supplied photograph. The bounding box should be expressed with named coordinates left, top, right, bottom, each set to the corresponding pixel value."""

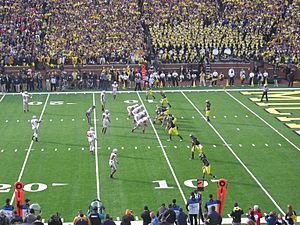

left=0, top=0, right=299, bottom=68
left=2, top=194, right=297, bottom=225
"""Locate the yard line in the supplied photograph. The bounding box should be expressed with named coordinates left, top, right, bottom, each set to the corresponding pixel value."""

left=0, top=94, right=5, bottom=102
left=11, top=94, right=50, bottom=204
left=226, top=91, right=300, bottom=152
left=181, top=91, right=285, bottom=214
left=93, top=93, right=100, bottom=200
left=136, top=92, right=187, bottom=204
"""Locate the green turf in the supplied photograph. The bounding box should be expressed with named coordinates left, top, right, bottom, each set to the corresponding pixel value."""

left=0, top=89, right=299, bottom=221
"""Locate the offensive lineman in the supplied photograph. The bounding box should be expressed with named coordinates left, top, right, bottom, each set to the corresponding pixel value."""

left=22, top=91, right=31, bottom=112
left=86, top=105, right=96, bottom=125
left=112, top=81, right=118, bottom=100
left=100, top=91, right=106, bottom=112
left=102, top=109, right=111, bottom=134
left=127, top=104, right=139, bottom=118
left=189, top=134, right=203, bottom=160
left=31, top=115, right=41, bottom=141
left=204, top=100, right=211, bottom=122
left=87, top=127, right=96, bottom=154
left=131, top=116, right=148, bottom=133
left=109, top=148, right=118, bottom=178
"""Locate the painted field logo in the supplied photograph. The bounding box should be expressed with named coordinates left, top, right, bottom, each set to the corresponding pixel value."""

left=240, top=91, right=300, bottom=136
left=0, top=183, right=68, bottom=193
left=124, top=100, right=138, bottom=104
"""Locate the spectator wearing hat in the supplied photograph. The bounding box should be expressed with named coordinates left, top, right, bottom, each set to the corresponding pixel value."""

left=230, top=203, right=244, bottom=225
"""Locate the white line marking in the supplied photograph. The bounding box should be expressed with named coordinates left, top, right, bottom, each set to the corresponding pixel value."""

left=278, top=143, right=282, bottom=146
left=187, top=146, right=190, bottom=148
left=60, top=119, right=64, bottom=122
left=108, top=147, right=111, bottom=150
left=237, top=128, right=240, bottom=131
left=1, top=149, right=4, bottom=152
left=174, top=146, right=177, bottom=149
left=17, top=120, right=19, bottom=123
left=147, top=146, right=151, bottom=149
left=93, top=93, right=100, bottom=200
left=0, top=94, right=5, bottom=102
left=72, top=119, right=75, bottom=121
left=226, top=92, right=300, bottom=152
left=265, top=144, right=269, bottom=147
left=137, top=92, right=187, bottom=204
left=213, top=145, right=216, bottom=148
left=5, top=120, right=8, bottom=123
left=181, top=91, right=284, bottom=214
left=135, top=146, right=138, bottom=149
left=121, top=147, right=124, bottom=150
left=52, top=183, right=68, bottom=187
left=252, top=144, right=256, bottom=147
left=239, top=144, right=243, bottom=147
left=11, top=94, right=50, bottom=205
left=41, top=149, right=44, bottom=152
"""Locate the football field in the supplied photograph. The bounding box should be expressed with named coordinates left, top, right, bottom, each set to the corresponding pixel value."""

left=0, top=88, right=299, bottom=222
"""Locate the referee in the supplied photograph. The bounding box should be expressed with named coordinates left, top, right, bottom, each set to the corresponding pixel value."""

left=260, top=84, right=269, bottom=102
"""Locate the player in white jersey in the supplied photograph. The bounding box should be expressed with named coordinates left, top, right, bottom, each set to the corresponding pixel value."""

left=100, top=91, right=106, bottom=112
left=134, top=110, right=146, bottom=123
left=22, top=91, right=31, bottom=112
left=132, top=105, right=143, bottom=116
left=102, top=109, right=111, bottom=134
left=127, top=104, right=139, bottom=118
left=86, top=105, right=96, bottom=125
left=31, top=115, right=41, bottom=141
left=109, top=148, right=118, bottom=178
left=87, top=127, right=96, bottom=154
left=112, top=81, right=118, bottom=100
left=131, top=116, right=148, bottom=133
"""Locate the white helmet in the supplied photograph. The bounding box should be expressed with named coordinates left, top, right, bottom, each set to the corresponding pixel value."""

left=112, top=148, right=118, bottom=153
left=102, top=90, right=106, bottom=94
left=105, top=109, right=109, bottom=114
left=114, top=81, right=117, bottom=84
left=32, top=115, right=37, bottom=119
left=90, top=127, right=94, bottom=131
left=24, top=91, right=28, bottom=94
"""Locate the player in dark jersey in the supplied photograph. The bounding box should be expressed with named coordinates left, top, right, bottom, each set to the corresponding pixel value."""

left=167, top=117, right=183, bottom=142
left=204, top=100, right=211, bottom=122
left=160, top=91, right=171, bottom=108
left=199, top=153, right=216, bottom=180
left=190, top=134, right=203, bottom=160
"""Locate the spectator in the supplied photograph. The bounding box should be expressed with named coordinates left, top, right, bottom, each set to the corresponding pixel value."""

left=141, top=206, right=151, bottom=225
left=265, top=212, right=277, bottom=225
left=285, top=205, right=297, bottom=225
left=177, top=208, right=188, bottom=225
left=121, top=209, right=134, bottom=225
left=73, top=210, right=91, bottom=225
left=87, top=207, right=102, bottom=225
left=10, top=211, right=23, bottom=224
left=230, top=203, right=244, bottom=225
left=276, top=214, right=287, bottom=225
left=161, top=204, right=176, bottom=225
left=157, top=203, right=167, bottom=217
left=206, top=206, right=222, bottom=225
left=0, top=210, right=10, bottom=225
left=150, top=212, right=158, bottom=225
left=204, top=194, right=221, bottom=214
left=33, top=215, right=44, bottom=225
left=2, top=199, right=14, bottom=219
left=24, top=208, right=37, bottom=224
left=102, top=214, right=116, bottom=225
left=48, top=213, right=63, bottom=225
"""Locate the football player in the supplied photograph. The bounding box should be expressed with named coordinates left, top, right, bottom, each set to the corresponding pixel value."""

left=109, top=148, right=118, bottom=178
left=100, top=91, right=106, bottom=112
left=127, top=104, right=139, bottom=118
left=167, top=118, right=183, bottom=142
left=86, top=105, right=96, bottom=125
left=21, top=91, right=31, bottom=112
left=160, top=91, right=171, bottom=108
left=199, top=153, right=217, bottom=180
left=146, top=87, right=155, bottom=100
left=112, top=81, right=118, bottom=100
left=131, top=116, right=148, bottom=133
left=204, top=100, right=211, bottom=122
left=102, top=109, right=111, bottom=134
left=189, top=134, right=203, bottom=159
left=87, top=127, right=96, bottom=154
left=31, top=115, right=41, bottom=141
left=132, top=105, right=143, bottom=116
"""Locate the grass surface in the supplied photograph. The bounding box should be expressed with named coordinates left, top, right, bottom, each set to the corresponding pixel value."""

left=0, top=89, right=299, bottom=221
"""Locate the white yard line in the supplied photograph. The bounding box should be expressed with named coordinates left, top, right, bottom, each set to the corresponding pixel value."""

left=11, top=94, right=50, bottom=204
left=136, top=92, right=187, bottom=204
left=2, top=87, right=300, bottom=96
left=226, top=91, right=300, bottom=152
left=93, top=93, right=101, bottom=200
left=181, top=91, right=285, bottom=214
left=0, top=94, right=5, bottom=102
